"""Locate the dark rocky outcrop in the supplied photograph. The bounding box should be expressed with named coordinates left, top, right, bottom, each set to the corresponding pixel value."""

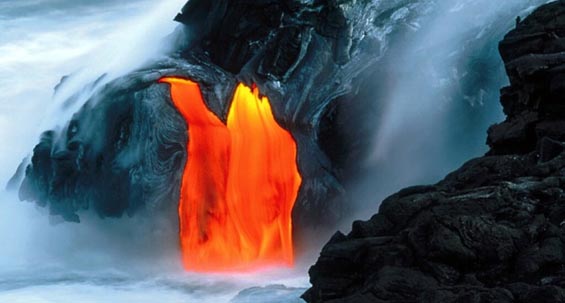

left=14, top=0, right=536, bottom=234
left=304, top=2, right=565, bottom=302
left=489, top=1, right=565, bottom=155
left=14, top=0, right=392, bottom=229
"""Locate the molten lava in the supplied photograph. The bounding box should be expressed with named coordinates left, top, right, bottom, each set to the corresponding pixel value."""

left=159, top=77, right=302, bottom=272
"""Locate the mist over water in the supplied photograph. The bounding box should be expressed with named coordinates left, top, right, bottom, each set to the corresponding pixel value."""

left=0, top=0, right=553, bottom=302
left=345, top=0, right=548, bottom=224
left=0, top=0, right=150, bottom=175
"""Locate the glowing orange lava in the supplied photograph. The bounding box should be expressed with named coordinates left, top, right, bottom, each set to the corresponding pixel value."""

left=159, top=77, right=302, bottom=272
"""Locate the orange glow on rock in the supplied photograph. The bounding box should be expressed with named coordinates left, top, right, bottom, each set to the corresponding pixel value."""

left=159, top=77, right=302, bottom=272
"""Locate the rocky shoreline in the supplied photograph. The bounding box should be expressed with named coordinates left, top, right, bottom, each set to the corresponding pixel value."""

left=304, top=2, right=565, bottom=302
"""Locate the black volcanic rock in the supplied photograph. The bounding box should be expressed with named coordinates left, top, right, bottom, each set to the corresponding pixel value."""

left=489, top=1, right=565, bottom=155
left=306, top=153, right=565, bottom=302
left=304, top=2, right=565, bottom=302
left=15, top=0, right=532, bottom=234
left=14, top=0, right=390, bottom=229
left=174, top=0, right=354, bottom=75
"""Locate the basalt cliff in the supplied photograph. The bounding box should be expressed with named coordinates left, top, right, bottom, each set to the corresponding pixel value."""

left=305, top=2, right=565, bottom=302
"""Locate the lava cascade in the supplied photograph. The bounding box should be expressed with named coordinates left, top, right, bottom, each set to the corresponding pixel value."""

left=159, top=77, right=301, bottom=272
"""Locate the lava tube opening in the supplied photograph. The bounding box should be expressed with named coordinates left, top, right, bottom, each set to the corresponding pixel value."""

left=159, top=77, right=302, bottom=272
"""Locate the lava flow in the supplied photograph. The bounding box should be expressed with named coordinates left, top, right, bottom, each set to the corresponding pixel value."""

left=159, top=77, right=302, bottom=272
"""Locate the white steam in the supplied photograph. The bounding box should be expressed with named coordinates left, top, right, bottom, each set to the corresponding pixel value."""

left=346, top=0, right=549, bottom=222
left=42, top=0, right=188, bottom=130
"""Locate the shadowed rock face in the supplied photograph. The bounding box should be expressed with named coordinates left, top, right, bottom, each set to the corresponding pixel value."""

left=304, top=2, right=565, bottom=302
left=18, top=67, right=191, bottom=222
left=489, top=1, right=565, bottom=155
left=14, top=0, right=389, bottom=229
left=17, top=56, right=237, bottom=223
left=23, top=85, right=167, bottom=222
